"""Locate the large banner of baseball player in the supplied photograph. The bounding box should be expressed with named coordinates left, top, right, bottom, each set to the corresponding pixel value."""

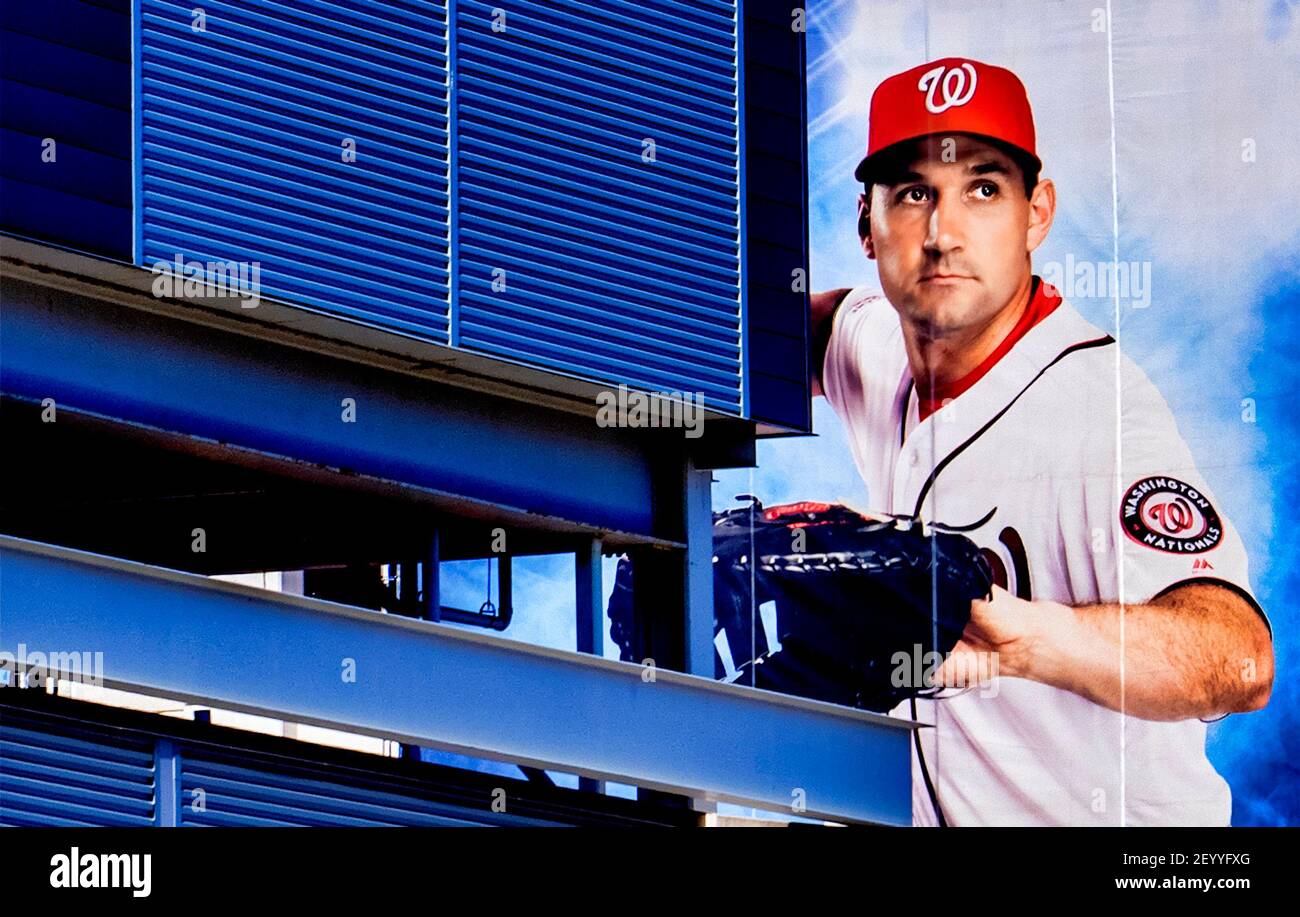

left=714, top=0, right=1298, bottom=826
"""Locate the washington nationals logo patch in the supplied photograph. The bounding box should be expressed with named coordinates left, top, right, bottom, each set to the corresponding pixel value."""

left=1121, top=476, right=1223, bottom=553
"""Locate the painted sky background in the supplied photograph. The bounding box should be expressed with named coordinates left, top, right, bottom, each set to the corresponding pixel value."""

left=715, top=0, right=1299, bottom=825
left=431, top=0, right=1299, bottom=824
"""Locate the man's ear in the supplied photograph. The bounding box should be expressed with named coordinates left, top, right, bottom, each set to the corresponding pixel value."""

left=857, top=192, right=876, bottom=260
left=1026, top=178, right=1056, bottom=254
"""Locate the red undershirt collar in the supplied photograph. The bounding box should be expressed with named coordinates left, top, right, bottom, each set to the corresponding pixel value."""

left=915, top=275, right=1063, bottom=422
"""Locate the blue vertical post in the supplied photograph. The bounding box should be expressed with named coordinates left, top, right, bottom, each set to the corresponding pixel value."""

left=498, top=553, right=512, bottom=623
left=424, top=529, right=441, bottom=622
left=575, top=538, right=603, bottom=656
left=575, top=537, right=605, bottom=794
left=684, top=456, right=718, bottom=817
left=408, top=528, right=443, bottom=758
left=154, top=738, right=179, bottom=826
left=684, top=457, right=716, bottom=678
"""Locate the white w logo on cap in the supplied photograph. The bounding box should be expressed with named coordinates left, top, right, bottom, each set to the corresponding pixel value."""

left=918, top=62, right=978, bottom=114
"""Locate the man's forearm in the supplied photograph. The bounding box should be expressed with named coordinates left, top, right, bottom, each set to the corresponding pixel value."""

left=1022, top=592, right=1269, bottom=721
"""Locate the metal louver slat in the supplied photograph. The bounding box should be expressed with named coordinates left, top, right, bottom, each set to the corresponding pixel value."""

left=180, top=753, right=557, bottom=827
left=0, top=713, right=156, bottom=827
left=0, top=1, right=133, bottom=258
left=454, top=0, right=744, bottom=413
left=137, top=0, right=452, bottom=340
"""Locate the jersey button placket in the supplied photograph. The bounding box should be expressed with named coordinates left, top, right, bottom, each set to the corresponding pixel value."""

left=893, top=440, right=926, bottom=513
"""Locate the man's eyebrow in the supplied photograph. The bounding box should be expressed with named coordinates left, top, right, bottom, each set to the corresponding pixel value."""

left=969, top=160, right=1010, bottom=176
left=881, top=170, right=924, bottom=187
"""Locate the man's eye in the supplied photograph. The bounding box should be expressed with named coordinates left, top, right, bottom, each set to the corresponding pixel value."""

left=899, top=186, right=929, bottom=203
left=974, top=181, right=999, bottom=199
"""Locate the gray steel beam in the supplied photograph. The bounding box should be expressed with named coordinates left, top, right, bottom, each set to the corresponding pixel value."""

left=0, top=268, right=682, bottom=541
left=0, top=536, right=913, bottom=825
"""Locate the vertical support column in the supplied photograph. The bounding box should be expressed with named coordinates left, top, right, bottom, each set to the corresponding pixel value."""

left=684, top=455, right=716, bottom=679
left=628, top=547, right=683, bottom=672
left=405, top=527, right=444, bottom=759
left=629, top=544, right=688, bottom=812
left=423, top=528, right=441, bottom=622
left=627, top=454, right=717, bottom=819
left=398, top=522, right=424, bottom=754
left=684, top=454, right=718, bottom=817
left=154, top=738, right=179, bottom=827
left=575, top=537, right=605, bottom=794
left=498, top=553, right=512, bottom=624
left=575, top=537, right=604, bottom=655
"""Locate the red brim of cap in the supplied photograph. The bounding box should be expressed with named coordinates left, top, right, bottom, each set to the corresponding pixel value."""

left=853, top=132, right=1042, bottom=185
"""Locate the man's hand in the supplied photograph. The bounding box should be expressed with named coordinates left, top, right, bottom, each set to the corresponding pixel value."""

left=930, top=585, right=1073, bottom=688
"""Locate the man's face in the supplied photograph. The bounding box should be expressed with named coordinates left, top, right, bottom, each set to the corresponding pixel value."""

left=861, top=135, right=1050, bottom=338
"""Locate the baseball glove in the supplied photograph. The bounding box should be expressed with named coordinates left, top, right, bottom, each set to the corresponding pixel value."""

left=608, top=499, right=993, bottom=713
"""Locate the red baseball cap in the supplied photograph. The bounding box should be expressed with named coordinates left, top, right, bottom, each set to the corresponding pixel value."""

left=854, top=57, right=1040, bottom=184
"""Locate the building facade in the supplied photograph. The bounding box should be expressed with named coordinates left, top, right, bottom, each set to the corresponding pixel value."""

left=0, top=0, right=911, bottom=826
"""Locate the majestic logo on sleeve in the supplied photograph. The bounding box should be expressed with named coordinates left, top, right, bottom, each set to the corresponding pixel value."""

left=1121, top=476, right=1223, bottom=553
left=917, top=62, right=978, bottom=114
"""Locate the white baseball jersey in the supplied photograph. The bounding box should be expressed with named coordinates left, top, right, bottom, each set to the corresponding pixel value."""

left=820, top=282, right=1272, bottom=827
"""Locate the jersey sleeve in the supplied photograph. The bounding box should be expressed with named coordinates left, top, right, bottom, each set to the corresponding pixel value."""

left=820, top=287, right=887, bottom=422
left=1081, top=358, right=1271, bottom=640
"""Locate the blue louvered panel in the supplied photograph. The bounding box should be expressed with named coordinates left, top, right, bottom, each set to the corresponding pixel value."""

left=1, top=697, right=690, bottom=826
left=0, top=711, right=156, bottom=827
left=179, top=748, right=564, bottom=827
left=0, top=0, right=133, bottom=259
left=454, top=0, right=744, bottom=413
left=741, top=1, right=811, bottom=431
left=138, top=0, right=452, bottom=340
